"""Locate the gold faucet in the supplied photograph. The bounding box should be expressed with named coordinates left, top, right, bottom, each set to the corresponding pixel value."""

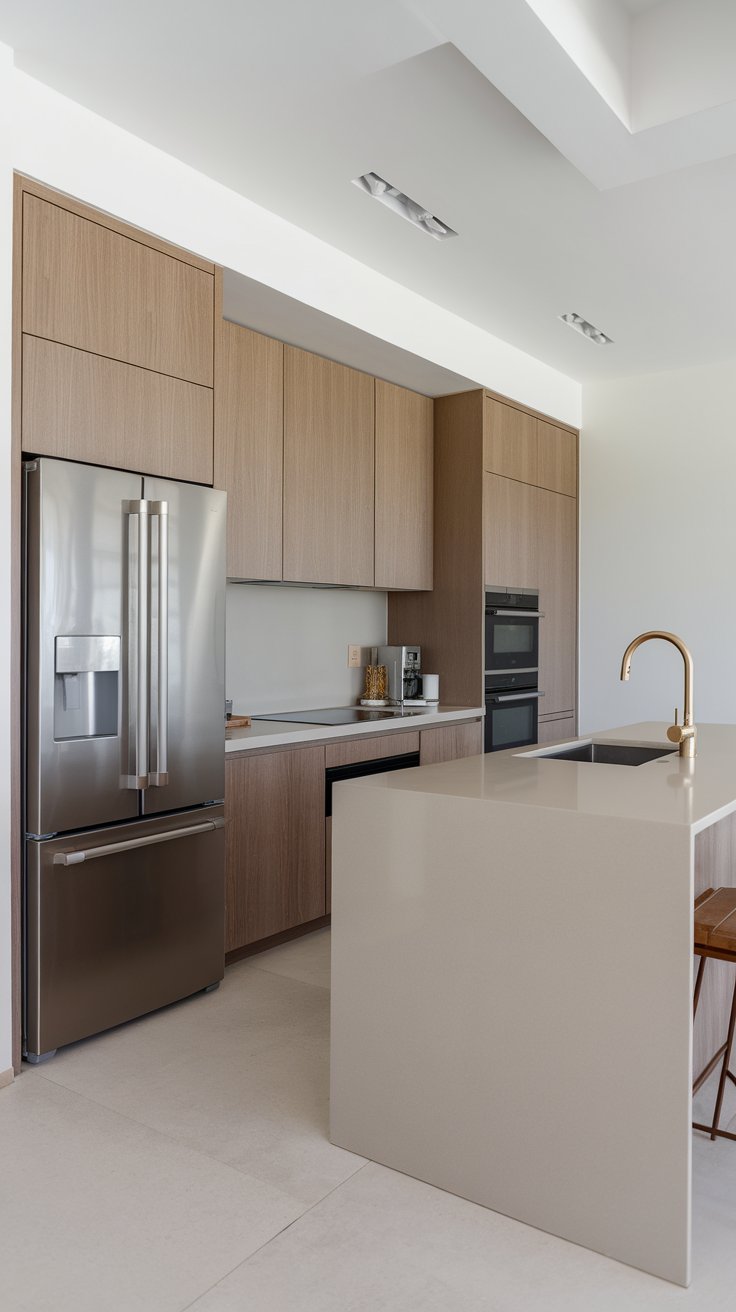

left=620, top=631, right=696, bottom=758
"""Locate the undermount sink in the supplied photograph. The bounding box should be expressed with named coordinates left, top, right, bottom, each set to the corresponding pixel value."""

left=536, top=742, right=677, bottom=767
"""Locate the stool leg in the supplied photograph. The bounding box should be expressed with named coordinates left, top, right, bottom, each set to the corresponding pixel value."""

left=709, top=973, right=736, bottom=1141
left=694, top=955, right=707, bottom=1018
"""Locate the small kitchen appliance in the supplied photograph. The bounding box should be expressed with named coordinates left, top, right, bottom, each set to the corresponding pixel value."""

left=376, top=645, right=424, bottom=705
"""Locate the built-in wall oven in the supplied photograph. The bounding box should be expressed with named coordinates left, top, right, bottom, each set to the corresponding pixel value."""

left=484, top=590, right=543, bottom=752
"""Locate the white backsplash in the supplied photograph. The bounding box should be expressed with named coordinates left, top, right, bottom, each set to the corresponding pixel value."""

left=226, top=584, right=388, bottom=715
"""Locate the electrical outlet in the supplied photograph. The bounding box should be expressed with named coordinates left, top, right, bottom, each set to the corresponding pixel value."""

left=348, top=644, right=362, bottom=668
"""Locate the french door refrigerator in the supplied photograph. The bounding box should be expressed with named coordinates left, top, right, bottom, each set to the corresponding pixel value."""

left=23, top=458, right=226, bottom=1062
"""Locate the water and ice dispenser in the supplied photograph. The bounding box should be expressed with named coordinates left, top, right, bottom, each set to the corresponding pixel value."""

left=54, top=635, right=120, bottom=740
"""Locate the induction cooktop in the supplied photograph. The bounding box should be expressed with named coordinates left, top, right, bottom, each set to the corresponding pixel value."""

left=252, top=707, right=424, bottom=726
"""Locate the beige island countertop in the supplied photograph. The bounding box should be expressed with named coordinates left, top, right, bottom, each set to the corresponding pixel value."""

left=330, top=721, right=736, bottom=1290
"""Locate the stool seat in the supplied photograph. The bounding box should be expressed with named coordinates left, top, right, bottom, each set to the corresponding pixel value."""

left=693, top=887, right=736, bottom=1142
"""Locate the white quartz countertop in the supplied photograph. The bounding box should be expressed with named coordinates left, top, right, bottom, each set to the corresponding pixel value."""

left=339, top=721, right=736, bottom=834
left=224, top=705, right=483, bottom=754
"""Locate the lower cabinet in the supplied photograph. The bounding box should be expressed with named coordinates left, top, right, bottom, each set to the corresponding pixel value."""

left=420, top=720, right=483, bottom=765
left=537, top=715, right=575, bottom=745
left=225, top=745, right=326, bottom=953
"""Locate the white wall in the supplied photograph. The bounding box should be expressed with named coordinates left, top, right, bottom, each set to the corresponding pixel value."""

left=226, top=586, right=387, bottom=715
left=580, top=359, right=736, bottom=733
left=0, top=45, right=14, bottom=1076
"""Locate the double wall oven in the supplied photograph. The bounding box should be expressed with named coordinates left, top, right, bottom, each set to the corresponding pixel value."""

left=484, top=590, right=543, bottom=752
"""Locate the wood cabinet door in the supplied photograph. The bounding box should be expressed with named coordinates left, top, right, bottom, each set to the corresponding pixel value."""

left=536, top=715, right=575, bottom=744
left=225, top=746, right=326, bottom=952
left=23, top=193, right=214, bottom=386
left=283, top=347, right=374, bottom=586
left=215, top=322, right=283, bottom=579
left=374, top=380, right=433, bottom=590
left=537, top=489, right=577, bottom=717
left=420, top=720, right=483, bottom=765
left=484, top=472, right=540, bottom=590
left=22, top=335, right=213, bottom=483
left=483, top=396, right=537, bottom=484
left=537, top=420, right=577, bottom=497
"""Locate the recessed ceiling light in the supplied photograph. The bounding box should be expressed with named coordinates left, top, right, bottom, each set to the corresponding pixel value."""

left=353, top=172, right=457, bottom=241
left=559, top=312, right=613, bottom=345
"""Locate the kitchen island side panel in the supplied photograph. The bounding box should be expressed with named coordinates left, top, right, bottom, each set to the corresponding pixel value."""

left=330, top=786, right=693, bottom=1286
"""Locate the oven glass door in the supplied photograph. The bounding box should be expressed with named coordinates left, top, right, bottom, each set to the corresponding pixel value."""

left=484, top=693, right=539, bottom=752
left=485, top=613, right=539, bottom=673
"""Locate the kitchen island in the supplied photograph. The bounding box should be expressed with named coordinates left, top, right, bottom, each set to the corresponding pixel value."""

left=329, top=723, right=736, bottom=1287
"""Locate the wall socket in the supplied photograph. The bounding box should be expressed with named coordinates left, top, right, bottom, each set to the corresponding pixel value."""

left=347, top=644, right=362, bottom=668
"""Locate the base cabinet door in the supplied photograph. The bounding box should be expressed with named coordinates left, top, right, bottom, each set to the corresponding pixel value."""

left=420, top=720, right=483, bottom=766
left=225, top=746, right=326, bottom=951
left=536, top=715, right=575, bottom=745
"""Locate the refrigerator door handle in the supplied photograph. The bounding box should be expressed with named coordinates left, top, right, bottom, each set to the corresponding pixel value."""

left=52, top=816, right=225, bottom=865
left=149, top=500, right=169, bottom=787
left=123, top=499, right=151, bottom=788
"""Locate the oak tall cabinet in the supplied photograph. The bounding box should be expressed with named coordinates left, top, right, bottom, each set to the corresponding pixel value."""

left=389, top=390, right=579, bottom=726
left=17, top=178, right=216, bottom=483
left=283, top=347, right=375, bottom=586
left=374, top=380, right=433, bottom=590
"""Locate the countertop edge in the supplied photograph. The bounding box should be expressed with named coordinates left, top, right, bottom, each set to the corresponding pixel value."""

left=224, top=706, right=484, bottom=754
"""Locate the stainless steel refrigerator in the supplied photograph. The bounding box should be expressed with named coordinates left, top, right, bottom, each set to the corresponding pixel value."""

left=23, top=458, right=227, bottom=1062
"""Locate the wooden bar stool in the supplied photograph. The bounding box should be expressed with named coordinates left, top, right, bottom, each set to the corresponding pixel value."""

left=693, top=887, right=736, bottom=1141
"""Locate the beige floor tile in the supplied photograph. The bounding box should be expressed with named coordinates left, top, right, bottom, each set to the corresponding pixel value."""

left=188, top=1157, right=736, bottom=1312
left=0, top=1074, right=305, bottom=1312
left=35, top=957, right=364, bottom=1207
left=245, top=927, right=331, bottom=989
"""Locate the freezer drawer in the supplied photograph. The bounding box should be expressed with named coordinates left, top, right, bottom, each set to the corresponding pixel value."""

left=25, top=807, right=225, bottom=1059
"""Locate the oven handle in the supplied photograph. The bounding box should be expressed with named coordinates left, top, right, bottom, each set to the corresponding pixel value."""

left=487, top=691, right=545, bottom=703
left=487, top=609, right=544, bottom=618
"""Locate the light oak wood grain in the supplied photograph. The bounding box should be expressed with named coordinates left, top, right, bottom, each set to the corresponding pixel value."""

left=419, top=720, right=482, bottom=765
left=375, top=379, right=433, bottom=590
left=324, top=731, right=420, bottom=769
left=389, top=390, right=485, bottom=707
left=214, top=321, right=283, bottom=579
left=17, top=174, right=214, bottom=273
left=483, top=388, right=578, bottom=436
left=537, top=488, right=577, bottom=717
left=483, top=396, right=537, bottom=484
left=23, top=335, right=214, bottom=483
left=537, top=420, right=578, bottom=497
left=23, top=192, right=214, bottom=386
left=225, top=746, right=326, bottom=951
left=536, top=715, right=575, bottom=744
left=694, top=816, right=736, bottom=1078
left=484, top=472, right=541, bottom=591
left=283, top=346, right=374, bottom=586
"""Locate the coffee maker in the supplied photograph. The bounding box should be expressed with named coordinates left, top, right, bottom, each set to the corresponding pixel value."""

left=377, top=645, right=423, bottom=705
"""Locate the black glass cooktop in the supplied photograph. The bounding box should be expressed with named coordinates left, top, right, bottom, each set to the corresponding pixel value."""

left=252, top=707, right=424, bottom=726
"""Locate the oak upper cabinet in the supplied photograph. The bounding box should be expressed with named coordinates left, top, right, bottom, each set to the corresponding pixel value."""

left=215, top=322, right=283, bottom=580
left=537, top=420, right=577, bottom=497
left=22, top=192, right=214, bottom=385
left=19, top=179, right=215, bottom=482
left=483, top=396, right=537, bottom=484
left=225, top=745, right=326, bottom=952
left=484, top=472, right=539, bottom=589
left=283, top=347, right=374, bottom=586
left=537, top=489, right=577, bottom=717
left=420, top=720, right=483, bottom=765
left=375, top=380, right=433, bottom=590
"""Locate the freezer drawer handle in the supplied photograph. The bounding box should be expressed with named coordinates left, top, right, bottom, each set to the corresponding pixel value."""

left=52, top=817, right=225, bottom=866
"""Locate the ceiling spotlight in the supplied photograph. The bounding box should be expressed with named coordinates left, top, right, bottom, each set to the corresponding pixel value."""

left=353, top=172, right=457, bottom=241
left=559, top=312, right=613, bottom=345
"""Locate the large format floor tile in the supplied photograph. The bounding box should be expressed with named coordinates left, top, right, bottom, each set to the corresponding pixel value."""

left=246, top=926, right=331, bottom=989
left=0, top=1075, right=304, bottom=1312
left=34, top=960, right=364, bottom=1206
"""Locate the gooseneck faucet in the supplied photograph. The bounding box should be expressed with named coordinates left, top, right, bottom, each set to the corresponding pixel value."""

left=620, top=631, right=696, bottom=758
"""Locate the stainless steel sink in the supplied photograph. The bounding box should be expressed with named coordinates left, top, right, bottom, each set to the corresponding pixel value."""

left=537, top=742, right=677, bottom=767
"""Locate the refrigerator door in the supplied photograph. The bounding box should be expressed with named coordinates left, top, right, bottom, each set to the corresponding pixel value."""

left=25, top=806, right=225, bottom=1059
left=142, top=478, right=226, bottom=814
left=25, top=459, right=142, bottom=835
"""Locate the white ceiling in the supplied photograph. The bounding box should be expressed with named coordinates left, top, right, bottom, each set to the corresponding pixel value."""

left=1, top=0, right=735, bottom=385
